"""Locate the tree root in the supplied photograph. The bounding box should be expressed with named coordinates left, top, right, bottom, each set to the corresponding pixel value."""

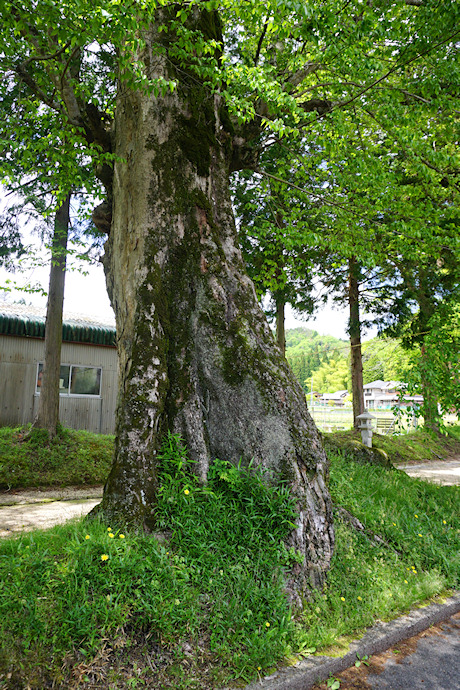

left=333, top=504, right=404, bottom=557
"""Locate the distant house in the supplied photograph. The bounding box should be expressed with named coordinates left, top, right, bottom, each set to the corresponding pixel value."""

left=0, top=303, right=118, bottom=434
left=363, top=380, right=423, bottom=410
left=320, top=390, right=348, bottom=407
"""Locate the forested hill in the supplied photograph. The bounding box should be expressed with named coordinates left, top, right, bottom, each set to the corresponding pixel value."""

left=285, top=328, right=409, bottom=394
left=285, top=328, right=347, bottom=393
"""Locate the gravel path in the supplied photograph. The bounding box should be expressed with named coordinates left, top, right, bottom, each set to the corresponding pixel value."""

left=0, top=485, right=103, bottom=506
left=397, top=458, right=460, bottom=486
left=0, top=498, right=100, bottom=537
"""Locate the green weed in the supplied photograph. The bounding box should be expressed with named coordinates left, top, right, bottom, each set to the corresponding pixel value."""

left=0, top=433, right=299, bottom=687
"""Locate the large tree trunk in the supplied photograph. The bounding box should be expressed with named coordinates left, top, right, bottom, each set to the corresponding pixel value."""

left=100, top=13, right=333, bottom=591
left=348, top=257, right=365, bottom=430
left=32, top=193, right=70, bottom=438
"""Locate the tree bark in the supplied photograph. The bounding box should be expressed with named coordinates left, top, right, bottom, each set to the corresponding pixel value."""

left=100, top=13, right=334, bottom=592
left=275, top=295, right=286, bottom=356
left=348, top=257, right=365, bottom=430
left=32, top=193, right=70, bottom=438
left=416, top=276, right=441, bottom=434
left=419, top=344, right=441, bottom=433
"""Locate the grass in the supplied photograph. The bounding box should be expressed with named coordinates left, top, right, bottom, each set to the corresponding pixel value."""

left=1, top=424, right=458, bottom=490
left=0, top=431, right=459, bottom=688
left=0, top=425, right=113, bottom=488
left=324, top=425, right=460, bottom=466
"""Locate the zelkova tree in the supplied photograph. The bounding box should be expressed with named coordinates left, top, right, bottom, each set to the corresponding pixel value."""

left=2, top=0, right=458, bottom=590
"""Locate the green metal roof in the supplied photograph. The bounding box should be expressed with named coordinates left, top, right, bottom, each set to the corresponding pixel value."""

left=0, top=306, right=116, bottom=347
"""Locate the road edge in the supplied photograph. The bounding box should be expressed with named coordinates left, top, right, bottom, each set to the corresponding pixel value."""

left=243, top=592, right=460, bottom=690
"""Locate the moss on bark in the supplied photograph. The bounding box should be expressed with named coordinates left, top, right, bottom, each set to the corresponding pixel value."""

left=99, top=10, right=334, bottom=592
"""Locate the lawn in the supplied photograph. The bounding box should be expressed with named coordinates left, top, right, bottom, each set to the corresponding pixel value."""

left=0, top=426, right=113, bottom=489
left=0, top=431, right=458, bottom=689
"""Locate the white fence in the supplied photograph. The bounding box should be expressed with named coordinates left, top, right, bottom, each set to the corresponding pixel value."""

left=308, top=404, right=417, bottom=434
left=308, top=404, right=458, bottom=434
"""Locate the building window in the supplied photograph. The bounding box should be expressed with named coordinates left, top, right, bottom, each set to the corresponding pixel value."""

left=36, top=363, right=102, bottom=397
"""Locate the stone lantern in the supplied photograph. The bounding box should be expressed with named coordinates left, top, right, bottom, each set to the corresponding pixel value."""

left=356, top=410, right=376, bottom=448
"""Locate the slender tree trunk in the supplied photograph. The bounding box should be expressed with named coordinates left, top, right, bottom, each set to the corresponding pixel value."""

left=32, top=193, right=71, bottom=438
left=100, top=12, right=333, bottom=592
left=348, top=257, right=365, bottom=430
left=414, top=276, right=442, bottom=434
left=275, top=295, right=286, bottom=356
left=420, top=344, right=441, bottom=433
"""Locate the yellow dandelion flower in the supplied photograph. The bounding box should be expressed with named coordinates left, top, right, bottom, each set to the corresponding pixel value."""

left=443, top=520, right=447, bottom=525
left=340, top=597, right=345, bottom=602
left=257, top=666, right=262, bottom=671
left=404, top=580, right=408, bottom=584
left=357, top=596, right=362, bottom=601
left=85, top=535, right=90, bottom=540
left=184, top=489, right=190, bottom=495
left=119, top=534, right=125, bottom=539
left=101, top=554, right=109, bottom=561
left=392, top=523, right=396, bottom=526
left=108, top=533, right=115, bottom=539
left=418, top=533, right=422, bottom=537
left=107, top=527, right=112, bottom=532
left=414, top=514, right=418, bottom=518
left=413, top=570, right=417, bottom=574
left=265, top=622, right=270, bottom=627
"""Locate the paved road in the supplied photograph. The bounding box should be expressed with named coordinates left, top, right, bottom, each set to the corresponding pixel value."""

left=367, top=613, right=460, bottom=689
left=312, top=612, right=460, bottom=690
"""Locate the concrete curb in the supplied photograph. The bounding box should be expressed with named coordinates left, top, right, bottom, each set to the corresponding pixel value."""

left=244, top=592, right=460, bottom=690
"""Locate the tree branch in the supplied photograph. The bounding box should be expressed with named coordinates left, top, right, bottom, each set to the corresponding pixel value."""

left=21, top=41, right=72, bottom=67
left=363, top=108, right=460, bottom=193
left=15, top=63, right=63, bottom=114
left=254, top=17, right=269, bottom=66
left=297, top=27, right=460, bottom=129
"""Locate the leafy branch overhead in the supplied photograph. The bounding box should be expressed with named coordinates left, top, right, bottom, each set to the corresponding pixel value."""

left=2, top=2, right=458, bottom=196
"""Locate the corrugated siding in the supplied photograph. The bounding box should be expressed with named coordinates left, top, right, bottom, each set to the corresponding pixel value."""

left=32, top=396, right=104, bottom=434
left=0, top=313, right=116, bottom=346
left=1, top=336, right=117, bottom=434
